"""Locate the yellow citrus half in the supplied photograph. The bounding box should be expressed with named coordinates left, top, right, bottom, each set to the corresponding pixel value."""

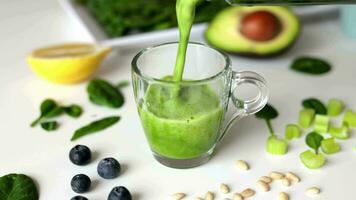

left=27, top=43, right=112, bottom=84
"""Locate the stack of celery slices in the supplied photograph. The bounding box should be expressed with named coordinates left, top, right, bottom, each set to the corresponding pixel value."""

left=255, top=98, right=356, bottom=169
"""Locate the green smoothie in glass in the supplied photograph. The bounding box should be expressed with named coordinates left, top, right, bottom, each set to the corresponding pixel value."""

left=137, top=0, right=222, bottom=160
left=132, top=0, right=268, bottom=168
left=138, top=81, right=224, bottom=159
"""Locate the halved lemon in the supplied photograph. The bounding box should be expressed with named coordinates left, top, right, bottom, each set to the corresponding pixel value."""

left=27, top=43, right=112, bottom=84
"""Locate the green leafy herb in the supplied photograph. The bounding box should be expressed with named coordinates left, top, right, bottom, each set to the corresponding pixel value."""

left=305, top=131, right=323, bottom=154
left=291, top=57, right=331, bottom=75
left=30, top=99, right=64, bottom=127
left=116, top=80, right=130, bottom=89
left=255, top=104, right=278, bottom=135
left=0, top=174, right=39, bottom=200
left=71, top=116, right=120, bottom=141
left=41, top=121, right=59, bottom=131
left=87, top=79, right=125, bottom=108
left=78, top=0, right=228, bottom=37
left=302, top=98, right=327, bottom=115
left=64, top=105, right=83, bottom=118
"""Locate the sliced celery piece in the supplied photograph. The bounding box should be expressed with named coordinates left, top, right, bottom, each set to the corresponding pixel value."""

left=299, top=108, right=315, bottom=128
left=343, top=109, right=356, bottom=128
left=266, top=135, right=288, bottom=155
left=329, top=124, right=349, bottom=139
left=314, top=114, right=330, bottom=133
left=285, top=124, right=301, bottom=140
left=300, top=150, right=326, bottom=169
left=321, top=138, right=341, bottom=154
left=327, top=99, right=344, bottom=116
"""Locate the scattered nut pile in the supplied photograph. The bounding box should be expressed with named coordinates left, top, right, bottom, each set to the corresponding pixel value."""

left=172, top=160, right=321, bottom=200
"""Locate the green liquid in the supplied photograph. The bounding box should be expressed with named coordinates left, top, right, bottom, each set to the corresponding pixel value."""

left=173, top=0, right=200, bottom=81
left=139, top=84, right=224, bottom=159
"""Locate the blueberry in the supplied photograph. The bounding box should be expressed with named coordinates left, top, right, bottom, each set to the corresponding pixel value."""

left=71, top=195, right=88, bottom=200
left=97, top=157, right=121, bottom=179
left=69, top=145, right=91, bottom=165
left=108, top=186, right=132, bottom=200
left=71, top=174, right=91, bottom=193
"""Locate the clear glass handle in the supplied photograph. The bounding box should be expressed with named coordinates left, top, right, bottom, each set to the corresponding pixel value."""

left=217, top=71, right=269, bottom=142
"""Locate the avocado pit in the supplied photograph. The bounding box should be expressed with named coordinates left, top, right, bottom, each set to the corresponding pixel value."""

left=240, top=10, right=282, bottom=42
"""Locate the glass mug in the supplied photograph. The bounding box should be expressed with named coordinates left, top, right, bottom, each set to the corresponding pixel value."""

left=132, top=42, right=268, bottom=168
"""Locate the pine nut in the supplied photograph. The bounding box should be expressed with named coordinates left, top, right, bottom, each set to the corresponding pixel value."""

left=279, top=192, right=289, bottom=200
left=282, top=178, right=291, bottom=187
left=233, top=193, right=244, bottom=200
left=195, top=198, right=204, bottom=200
left=173, top=193, right=186, bottom=200
left=220, top=183, right=230, bottom=194
left=205, top=191, right=214, bottom=200
left=286, top=172, right=300, bottom=183
left=259, top=176, right=273, bottom=183
left=241, top=188, right=255, bottom=198
left=269, top=171, right=285, bottom=180
left=236, top=160, right=250, bottom=171
left=256, top=180, right=270, bottom=192
left=305, top=187, right=321, bottom=196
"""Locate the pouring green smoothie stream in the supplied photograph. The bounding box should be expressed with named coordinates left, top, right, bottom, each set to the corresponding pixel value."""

left=138, top=0, right=225, bottom=160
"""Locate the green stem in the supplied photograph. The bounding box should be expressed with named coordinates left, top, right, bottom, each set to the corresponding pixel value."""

left=266, top=120, right=275, bottom=136
left=116, top=81, right=130, bottom=89
left=30, top=117, right=42, bottom=127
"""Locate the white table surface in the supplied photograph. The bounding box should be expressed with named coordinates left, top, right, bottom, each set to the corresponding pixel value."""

left=1, top=1, right=356, bottom=199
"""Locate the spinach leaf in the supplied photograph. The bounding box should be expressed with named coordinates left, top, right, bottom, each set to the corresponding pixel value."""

left=40, top=99, right=57, bottom=114
left=31, top=99, right=64, bottom=127
left=255, top=104, right=278, bottom=120
left=0, top=174, right=39, bottom=200
left=41, top=121, right=58, bottom=131
left=87, top=79, right=124, bottom=108
left=71, top=116, right=120, bottom=141
left=302, top=98, right=327, bottom=115
left=255, top=104, right=278, bottom=135
left=291, top=57, right=331, bottom=75
left=306, top=132, right=324, bottom=154
left=116, top=80, right=130, bottom=89
left=64, top=105, right=83, bottom=118
left=78, top=0, right=227, bottom=38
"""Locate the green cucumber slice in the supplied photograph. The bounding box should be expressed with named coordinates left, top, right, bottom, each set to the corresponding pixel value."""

left=300, top=150, right=326, bottom=169
left=327, top=99, right=344, bottom=117
left=299, top=108, right=315, bottom=128
left=321, top=138, right=341, bottom=154
left=266, top=136, right=288, bottom=155
left=285, top=124, right=301, bottom=140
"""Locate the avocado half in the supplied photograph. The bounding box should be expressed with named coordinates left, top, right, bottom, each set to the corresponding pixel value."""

left=205, top=6, right=300, bottom=57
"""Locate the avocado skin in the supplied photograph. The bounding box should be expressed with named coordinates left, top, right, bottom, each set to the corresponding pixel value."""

left=204, top=6, right=301, bottom=58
